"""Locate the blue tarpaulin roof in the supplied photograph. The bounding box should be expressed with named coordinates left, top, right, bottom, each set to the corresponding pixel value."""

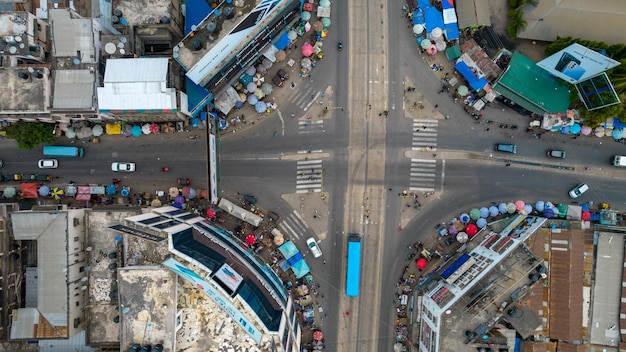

left=290, top=259, right=311, bottom=278
left=185, top=0, right=213, bottom=35
left=412, top=8, right=425, bottom=25
left=287, top=252, right=303, bottom=266
left=424, top=6, right=444, bottom=33
left=279, top=241, right=299, bottom=259
left=455, top=61, right=488, bottom=90
left=274, top=32, right=291, bottom=51
left=441, top=0, right=459, bottom=40
left=445, top=23, right=459, bottom=40
left=185, top=77, right=211, bottom=117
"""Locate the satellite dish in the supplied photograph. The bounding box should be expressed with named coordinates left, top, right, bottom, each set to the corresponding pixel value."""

left=73, top=58, right=81, bottom=65
left=120, top=36, right=127, bottom=43
left=119, top=48, right=125, bottom=54
left=104, top=42, right=116, bottom=54
left=18, top=43, right=24, bottom=49
left=117, top=42, right=124, bottom=49
left=9, top=46, right=17, bottom=54
left=14, top=36, right=22, bottom=43
left=81, top=285, right=87, bottom=290
left=122, top=307, right=131, bottom=314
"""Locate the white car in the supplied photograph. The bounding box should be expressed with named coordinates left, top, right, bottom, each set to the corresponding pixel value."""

left=306, top=237, right=322, bottom=258
left=569, top=183, right=589, bottom=198
left=111, top=162, right=136, bottom=172
left=38, top=159, right=58, bottom=169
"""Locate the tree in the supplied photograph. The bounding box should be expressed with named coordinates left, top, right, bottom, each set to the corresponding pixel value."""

left=6, top=122, right=56, bottom=150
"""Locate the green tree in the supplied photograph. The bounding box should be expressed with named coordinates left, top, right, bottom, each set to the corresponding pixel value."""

left=6, top=122, right=56, bottom=150
left=578, top=104, right=623, bottom=128
left=506, top=8, right=527, bottom=39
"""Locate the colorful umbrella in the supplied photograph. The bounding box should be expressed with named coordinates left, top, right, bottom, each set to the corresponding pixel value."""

left=174, top=195, right=185, bottom=204
left=131, top=125, right=142, bottom=137
left=515, top=200, right=525, bottom=211
left=149, top=123, right=160, bottom=133
left=498, top=203, right=507, bottom=213
left=246, top=66, right=256, bottom=76
left=182, top=187, right=191, bottom=197
left=456, top=232, right=468, bottom=243
left=612, top=128, right=624, bottom=139
left=245, top=234, right=256, bottom=245
left=288, top=30, right=297, bottom=40
left=39, top=185, right=50, bottom=197
left=581, top=211, right=591, bottom=221
left=459, top=213, right=470, bottom=223
left=426, top=45, right=438, bottom=55
left=206, top=208, right=217, bottom=218
left=413, top=24, right=424, bottom=34
left=581, top=125, right=592, bottom=135
left=276, top=50, right=287, bottom=62
left=313, top=330, right=323, bottom=341
left=301, top=43, right=314, bottom=57
left=313, top=21, right=323, bottom=31
left=51, top=187, right=64, bottom=200
left=169, top=187, right=179, bottom=197
left=320, top=17, right=331, bottom=27
left=106, top=184, right=117, bottom=195
left=416, top=258, right=428, bottom=270
left=261, top=82, right=273, bottom=95
left=319, top=0, right=330, bottom=7
left=448, top=226, right=458, bottom=235
left=3, top=186, right=16, bottom=198
left=120, top=188, right=130, bottom=197
left=188, top=188, right=196, bottom=199
left=466, top=224, right=478, bottom=236
left=569, top=123, right=581, bottom=134
left=469, top=208, right=481, bottom=220
left=476, top=218, right=487, bottom=228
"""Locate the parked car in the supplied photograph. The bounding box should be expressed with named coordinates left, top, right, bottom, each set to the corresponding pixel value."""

left=244, top=194, right=258, bottom=205
left=306, top=237, right=322, bottom=258
left=444, top=237, right=456, bottom=246
left=177, top=178, right=191, bottom=186
left=494, top=143, right=517, bottom=154
left=546, top=149, right=566, bottom=158
left=272, top=75, right=284, bottom=87
left=111, top=162, right=136, bottom=172
left=569, top=183, right=589, bottom=198
left=38, top=159, right=58, bottom=169
left=277, top=68, right=289, bottom=80
left=267, top=211, right=280, bottom=222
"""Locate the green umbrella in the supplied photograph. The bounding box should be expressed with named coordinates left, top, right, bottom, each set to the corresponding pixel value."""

left=301, top=11, right=311, bottom=21
left=469, top=208, right=481, bottom=220
left=321, top=17, right=331, bottom=27
left=557, top=203, right=568, bottom=216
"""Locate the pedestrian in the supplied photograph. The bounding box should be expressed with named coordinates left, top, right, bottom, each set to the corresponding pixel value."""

left=486, top=128, right=490, bottom=131
left=323, top=260, right=326, bottom=264
left=434, top=104, right=438, bottom=108
left=368, top=104, right=371, bottom=110
left=388, top=188, right=392, bottom=191
left=379, top=113, right=382, bottom=116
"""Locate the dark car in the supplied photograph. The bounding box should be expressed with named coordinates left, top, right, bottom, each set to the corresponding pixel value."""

left=243, top=194, right=258, bottom=205
left=444, top=237, right=456, bottom=246
left=177, top=178, right=191, bottom=186
left=272, top=75, right=284, bottom=87
left=267, top=211, right=280, bottom=222
left=277, top=69, right=289, bottom=80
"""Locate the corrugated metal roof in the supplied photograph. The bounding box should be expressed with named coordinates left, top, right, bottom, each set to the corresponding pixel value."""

left=53, top=70, right=95, bottom=109
left=49, top=9, right=96, bottom=63
left=103, top=58, right=169, bottom=83
left=548, top=230, right=584, bottom=341
left=518, top=0, right=626, bottom=45
left=455, top=0, right=490, bottom=28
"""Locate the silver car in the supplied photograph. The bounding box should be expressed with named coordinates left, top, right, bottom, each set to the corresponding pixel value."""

left=38, top=159, right=58, bottom=169
left=306, top=237, right=322, bottom=258
left=111, top=162, right=136, bottom=172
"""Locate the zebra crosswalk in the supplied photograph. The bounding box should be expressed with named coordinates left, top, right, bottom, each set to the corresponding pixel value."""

left=298, top=119, right=325, bottom=134
left=277, top=210, right=309, bottom=240
left=296, top=153, right=323, bottom=193
left=289, top=85, right=320, bottom=110
left=410, top=119, right=439, bottom=191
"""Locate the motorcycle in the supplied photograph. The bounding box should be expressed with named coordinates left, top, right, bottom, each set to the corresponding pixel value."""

left=338, top=42, right=343, bottom=51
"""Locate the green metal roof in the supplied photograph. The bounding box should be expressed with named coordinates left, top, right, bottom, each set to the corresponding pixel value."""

left=492, top=52, right=572, bottom=114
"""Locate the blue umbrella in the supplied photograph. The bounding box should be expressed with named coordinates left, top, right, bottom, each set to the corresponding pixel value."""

left=235, top=100, right=244, bottom=109
left=489, top=206, right=499, bottom=217
left=131, top=125, right=142, bottom=137
left=560, top=126, right=570, bottom=134
left=535, top=201, right=545, bottom=212
left=172, top=202, right=183, bottom=209
left=188, top=188, right=196, bottom=199
left=543, top=208, right=554, bottom=218
left=174, top=195, right=185, bottom=204
left=247, top=94, right=258, bottom=105
left=612, top=128, right=624, bottom=139
left=255, top=101, right=267, bottom=113
left=581, top=203, right=590, bottom=211
left=39, top=185, right=50, bottom=197
left=459, top=213, right=470, bottom=223
left=106, top=184, right=117, bottom=195
left=524, top=204, right=533, bottom=214
left=569, top=123, right=581, bottom=134
left=498, top=203, right=507, bottom=214
left=120, top=188, right=130, bottom=197
left=479, top=207, right=489, bottom=218
left=476, top=218, right=487, bottom=228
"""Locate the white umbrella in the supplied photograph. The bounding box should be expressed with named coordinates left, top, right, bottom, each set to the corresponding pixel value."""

left=421, top=39, right=432, bottom=49
left=261, top=82, right=273, bottom=95
left=92, top=125, right=103, bottom=137
left=65, top=128, right=76, bottom=139
left=413, top=24, right=424, bottom=34
left=142, top=123, right=151, bottom=134
left=457, top=85, right=469, bottom=96
left=245, top=66, right=256, bottom=76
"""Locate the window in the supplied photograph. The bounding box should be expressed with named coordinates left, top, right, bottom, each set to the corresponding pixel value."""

left=74, top=236, right=79, bottom=242
left=73, top=317, right=81, bottom=328
left=79, top=266, right=85, bottom=272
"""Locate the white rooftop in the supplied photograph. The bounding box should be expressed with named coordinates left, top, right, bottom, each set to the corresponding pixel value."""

left=49, top=9, right=96, bottom=63
left=97, top=58, right=177, bottom=111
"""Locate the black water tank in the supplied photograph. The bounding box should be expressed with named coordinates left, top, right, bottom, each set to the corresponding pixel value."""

left=191, top=38, right=203, bottom=51
left=113, top=315, right=120, bottom=323
left=153, top=344, right=163, bottom=352
left=206, top=22, right=217, bottom=33
left=17, top=72, right=29, bottom=79
left=127, top=344, right=141, bottom=352
left=113, top=9, right=123, bottom=17
left=33, top=71, right=43, bottom=79
left=112, top=16, right=120, bottom=24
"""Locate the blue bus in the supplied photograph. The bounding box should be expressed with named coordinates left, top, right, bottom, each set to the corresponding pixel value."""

left=346, top=234, right=362, bottom=297
left=43, top=146, right=85, bottom=158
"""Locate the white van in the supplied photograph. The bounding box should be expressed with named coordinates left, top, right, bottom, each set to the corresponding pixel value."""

left=613, top=155, right=626, bottom=167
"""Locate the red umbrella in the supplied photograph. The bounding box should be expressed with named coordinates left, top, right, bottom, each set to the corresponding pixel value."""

left=581, top=211, right=591, bottom=221
left=301, top=43, right=314, bottom=57
left=466, top=224, right=478, bottom=236
left=416, top=258, right=428, bottom=270
left=206, top=208, right=216, bottom=218
left=201, top=189, right=209, bottom=199
left=313, top=330, right=323, bottom=341
left=181, top=187, right=191, bottom=197
left=149, top=123, right=160, bottom=133
left=245, top=234, right=256, bottom=245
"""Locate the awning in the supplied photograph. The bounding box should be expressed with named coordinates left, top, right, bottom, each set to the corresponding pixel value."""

left=445, top=44, right=461, bottom=61
left=76, top=186, right=91, bottom=200
left=455, top=61, right=488, bottom=91
left=278, top=240, right=299, bottom=259
left=21, top=183, right=38, bottom=198
left=273, top=32, right=291, bottom=51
